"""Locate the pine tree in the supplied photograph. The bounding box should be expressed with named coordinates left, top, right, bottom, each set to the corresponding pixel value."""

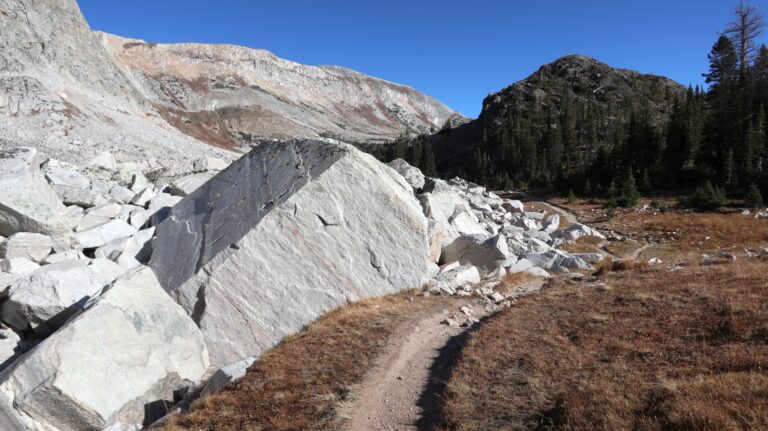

left=704, top=35, right=739, bottom=181
left=617, top=170, right=640, bottom=208
left=422, top=144, right=437, bottom=177
left=746, top=183, right=764, bottom=209
left=407, top=137, right=423, bottom=168
left=393, top=137, right=408, bottom=160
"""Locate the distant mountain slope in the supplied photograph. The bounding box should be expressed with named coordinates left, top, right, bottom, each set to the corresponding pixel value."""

left=0, top=0, right=463, bottom=172
left=99, top=33, right=464, bottom=147
left=430, top=55, right=687, bottom=186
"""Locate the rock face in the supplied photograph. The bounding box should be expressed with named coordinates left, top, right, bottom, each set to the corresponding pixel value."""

left=151, top=140, right=431, bottom=366
left=0, top=267, right=210, bottom=431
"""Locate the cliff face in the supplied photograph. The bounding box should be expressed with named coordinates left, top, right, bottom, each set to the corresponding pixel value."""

left=99, top=33, right=463, bottom=147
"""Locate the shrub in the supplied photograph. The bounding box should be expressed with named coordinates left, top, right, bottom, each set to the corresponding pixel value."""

left=567, top=189, right=577, bottom=204
left=683, top=181, right=727, bottom=211
left=745, top=183, right=764, bottom=210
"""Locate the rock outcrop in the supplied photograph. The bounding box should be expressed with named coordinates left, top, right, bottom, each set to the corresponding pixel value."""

left=151, top=139, right=431, bottom=366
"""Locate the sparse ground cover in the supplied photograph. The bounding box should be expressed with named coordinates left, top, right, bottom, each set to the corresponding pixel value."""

left=552, top=197, right=768, bottom=262
left=441, top=202, right=768, bottom=431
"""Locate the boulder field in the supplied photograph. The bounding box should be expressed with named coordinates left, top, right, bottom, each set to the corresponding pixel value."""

left=0, top=140, right=603, bottom=429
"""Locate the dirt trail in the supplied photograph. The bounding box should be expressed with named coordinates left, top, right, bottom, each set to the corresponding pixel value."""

left=344, top=281, right=544, bottom=431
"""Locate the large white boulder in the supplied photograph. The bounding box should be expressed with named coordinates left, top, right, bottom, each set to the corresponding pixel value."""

left=1, top=259, right=125, bottom=335
left=0, top=233, right=52, bottom=263
left=441, top=234, right=510, bottom=274
left=0, top=148, right=71, bottom=236
left=0, top=267, right=210, bottom=431
left=151, top=140, right=431, bottom=367
left=387, top=158, right=426, bottom=190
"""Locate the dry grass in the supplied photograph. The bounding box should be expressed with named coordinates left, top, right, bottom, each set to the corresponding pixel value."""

left=165, top=291, right=453, bottom=431
left=553, top=197, right=768, bottom=262
left=441, top=258, right=768, bottom=431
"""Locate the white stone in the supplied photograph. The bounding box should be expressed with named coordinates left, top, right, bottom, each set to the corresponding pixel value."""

left=128, top=207, right=148, bottom=229
left=525, top=266, right=551, bottom=277
left=87, top=150, right=117, bottom=170
left=0, top=148, right=71, bottom=236
left=502, top=200, right=525, bottom=213
left=1, top=259, right=124, bottom=334
left=449, top=211, right=487, bottom=237
left=73, top=219, right=137, bottom=249
left=507, top=258, right=534, bottom=274
left=200, top=356, right=257, bottom=397
left=150, top=140, right=431, bottom=367
left=169, top=172, right=214, bottom=197
left=0, top=233, right=52, bottom=263
left=42, top=249, right=88, bottom=265
left=387, top=158, right=425, bottom=190
left=541, top=213, right=560, bottom=234
left=426, top=219, right=444, bottom=263
left=53, top=184, right=110, bottom=208
left=108, top=185, right=136, bottom=204
left=129, top=172, right=151, bottom=193
left=194, top=156, right=229, bottom=172
left=571, top=253, right=604, bottom=263
left=514, top=216, right=541, bottom=232
left=44, top=165, right=90, bottom=189
left=434, top=265, right=481, bottom=291
left=0, top=258, right=40, bottom=277
left=0, top=267, right=210, bottom=431
left=0, top=325, right=22, bottom=372
left=147, top=193, right=182, bottom=225
left=95, top=227, right=155, bottom=269
left=527, top=238, right=552, bottom=254
left=129, top=187, right=155, bottom=207
left=441, top=234, right=510, bottom=274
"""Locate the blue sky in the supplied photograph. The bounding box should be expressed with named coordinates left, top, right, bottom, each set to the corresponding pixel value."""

left=79, top=0, right=768, bottom=118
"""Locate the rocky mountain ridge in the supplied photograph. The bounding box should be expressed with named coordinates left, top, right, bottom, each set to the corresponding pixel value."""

left=430, top=55, right=687, bottom=181
left=100, top=33, right=464, bottom=148
left=0, top=0, right=462, bottom=174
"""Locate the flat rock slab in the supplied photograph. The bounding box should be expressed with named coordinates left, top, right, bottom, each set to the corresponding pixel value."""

left=0, top=148, right=70, bottom=236
left=151, top=140, right=431, bottom=367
